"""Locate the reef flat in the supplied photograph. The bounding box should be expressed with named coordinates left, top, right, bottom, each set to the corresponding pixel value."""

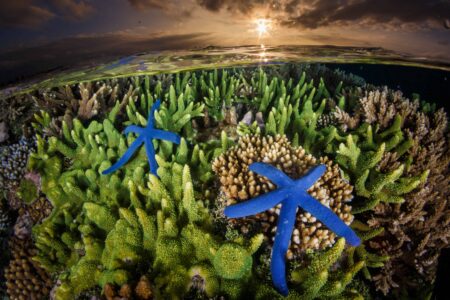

left=0, top=64, right=448, bottom=299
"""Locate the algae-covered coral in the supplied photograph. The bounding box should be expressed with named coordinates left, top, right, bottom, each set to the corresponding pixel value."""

left=0, top=63, right=448, bottom=299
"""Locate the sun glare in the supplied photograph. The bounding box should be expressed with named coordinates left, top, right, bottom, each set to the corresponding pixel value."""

left=255, top=18, right=271, bottom=38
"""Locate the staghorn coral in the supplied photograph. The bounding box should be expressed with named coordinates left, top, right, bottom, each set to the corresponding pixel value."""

left=326, top=84, right=449, bottom=294
left=288, top=238, right=366, bottom=300
left=4, top=237, right=53, bottom=300
left=5, top=65, right=446, bottom=298
left=333, top=107, right=360, bottom=132
left=31, top=78, right=139, bottom=138
left=212, top=134, right=355, bottom=255
left=365, top=111, right=449, bottom=294
left=334, top=126, right=428, bottom=213
left=333, top=86, right=421, bottom=132
left=27, top=95, right=265, bottom=299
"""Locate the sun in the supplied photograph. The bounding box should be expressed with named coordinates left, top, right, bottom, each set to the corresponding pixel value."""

left=255, top=18, right=271, bottom=38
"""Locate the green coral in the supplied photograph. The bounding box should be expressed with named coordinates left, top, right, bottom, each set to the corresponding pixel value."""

left=16, top=178, right=38, bottom=204
left=289, top=238, right=365, bottom=300
left=335, top=134, right=428, bottom=213
left=28, top=93, right=262, bottom=299
left=21, top=65, right=446, bottom=299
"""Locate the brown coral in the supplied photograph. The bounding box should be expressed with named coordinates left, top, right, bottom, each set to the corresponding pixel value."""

left=103, top=275, right=153, bottom=300
left=21, top=196, right=53, bottom=225
left=340, top=87, right=450, bottom=294
left=32, top=78, right=138, bottom=137
left=4, top=237, right=53, bottom=300
left=334, top=87, right=420, bottom=131
left=212, top=134, right=355, bottom=256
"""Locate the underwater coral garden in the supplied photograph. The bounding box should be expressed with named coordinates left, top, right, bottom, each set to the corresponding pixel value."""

left=0, top=64, right=448, bottom=299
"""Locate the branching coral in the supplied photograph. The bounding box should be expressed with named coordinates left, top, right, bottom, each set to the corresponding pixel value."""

left=3, top=65, right=447, bottom=299
left=212, top=134, right=355, bottom=255
left=27, top=95, right=264, bottom=298
left=318, top=84, right=449, bottom=294
left=366, top=111, right=449, bottom=294
left=335, top=134, right=428, bottom=213
left=289, top=238, right=365, bottom=300
left=0, top=93, right=36, bottom=138
left=31, top=78, right=139, bottom=138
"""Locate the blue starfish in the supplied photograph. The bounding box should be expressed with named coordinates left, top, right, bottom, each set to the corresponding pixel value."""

left=102, top=99, right=180, bottom=175
left=224, top=162, right=361, bottom=296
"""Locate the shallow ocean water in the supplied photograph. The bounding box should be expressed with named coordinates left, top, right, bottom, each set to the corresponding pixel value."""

left=0, top=45, right=449, bottom=300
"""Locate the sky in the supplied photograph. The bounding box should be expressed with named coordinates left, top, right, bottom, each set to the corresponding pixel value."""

left=0, top=0, right=449, bottom=84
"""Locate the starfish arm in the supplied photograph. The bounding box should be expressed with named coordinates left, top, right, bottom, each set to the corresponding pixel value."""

left=147, top=99, right=162, bottom=127
left=294, top=164, right=327, bottom=190
left=224, top=188, right=290, bottom=218
left=297, top=191, right=361, bottom=246
left=149, top=129, right=181, bottom=144
left=124, top=125, right=144, bottom=136
left=102, top=136, right=144, bottom=175
left=271, top=198, right=298, bottom=296
left=144, top=138, right=158, bottom=175
left=249, top=162, right=293, bottom=187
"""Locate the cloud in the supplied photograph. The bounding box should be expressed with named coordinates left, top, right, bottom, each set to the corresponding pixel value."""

left=127, top=0, right=193, bottom=18
left=283, top=0, right=450, bottom=29
left=128, top=0, right=171, bottom=10
left=196, top=0, right=450, bottom=30
left=197, top=0, right=267, bottom=14
left=51, top=0, right=95, bottom=20
left=0, top=1, right=55, bottom=28
left=0, top=0, right=94, bottom=28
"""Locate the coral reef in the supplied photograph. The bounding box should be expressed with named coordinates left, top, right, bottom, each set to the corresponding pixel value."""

left=4, top=237, right=53, bottom=300
left=23, top=196, right=53, bottom=224
left=340, top=88, right=450, bottom=294
left=318, top=84, right=450, bottom=294
left=0, top=196, right=10, bottom=235
left=27, top=94, right=262, bottom=298
left=213, top=134, right=355, bottom=255
left=0, top=93, right=36, bottom=138
left=288, top=238, right=365, bottom=299
left=0, top=65, right=447, bottom=299
left=103, top=275, right=153, bottom=300
left=32, top=79, right=139, bottom=133
left=0, top=121, right=9, bottom=143
left=0, top=194, right=11, bottom=298
left=0, top=137, right=35, bottom=191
